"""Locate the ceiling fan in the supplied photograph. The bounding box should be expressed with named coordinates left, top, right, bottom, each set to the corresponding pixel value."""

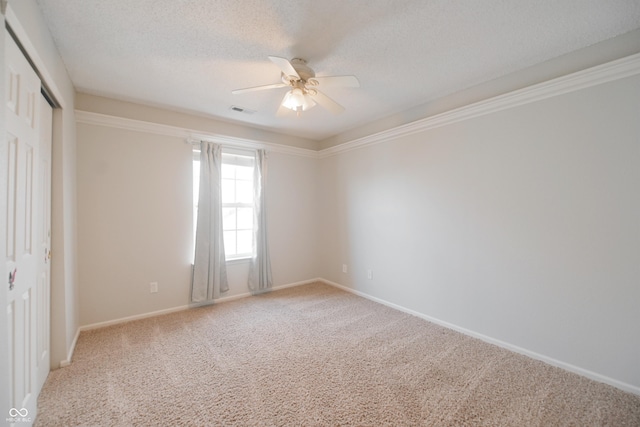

left=232, top=56, right=359, bottom=116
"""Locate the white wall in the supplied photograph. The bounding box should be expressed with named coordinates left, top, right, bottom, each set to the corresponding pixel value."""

left=6, top=0, right=79, bottom=368
left=76, top=114, right=319, bottom=326
left=318, top=74, right=640, bottom=391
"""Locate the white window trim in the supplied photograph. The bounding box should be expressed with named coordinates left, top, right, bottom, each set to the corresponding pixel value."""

left=193, top=146, right=256, bottom=263
left=221, top=150, right=255, bottom=260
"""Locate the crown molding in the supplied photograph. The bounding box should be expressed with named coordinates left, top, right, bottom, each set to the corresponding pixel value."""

left=319, top=52, right=640, bottom=158
left=74, top=110, right=320, bottom=158
left=76, top=52, right=640, bottom=160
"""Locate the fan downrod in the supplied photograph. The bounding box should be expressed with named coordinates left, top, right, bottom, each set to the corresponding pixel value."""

left=281, top=58, right=316, bottom=84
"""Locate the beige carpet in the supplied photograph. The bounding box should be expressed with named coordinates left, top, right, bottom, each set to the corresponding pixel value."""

left=36, top=282, right=640, bottom=426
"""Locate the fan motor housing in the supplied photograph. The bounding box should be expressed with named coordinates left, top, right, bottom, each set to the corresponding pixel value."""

left=281, top=58, right=315, bottom=83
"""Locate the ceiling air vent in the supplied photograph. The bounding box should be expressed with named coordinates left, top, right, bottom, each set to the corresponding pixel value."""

left=230, top=105, right=255, bottom=115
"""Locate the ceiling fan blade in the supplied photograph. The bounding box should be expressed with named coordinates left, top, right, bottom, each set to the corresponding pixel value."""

left=232, top=82, right=288, bottom=94
left=311, top=75, right=360, bottom=88
left=308, top=90, right=344, bottom=114
left=268, top=56, right=300, bottom=80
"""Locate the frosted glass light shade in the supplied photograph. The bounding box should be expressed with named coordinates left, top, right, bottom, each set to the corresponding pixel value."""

left=282, top=88, right=316, bottom=111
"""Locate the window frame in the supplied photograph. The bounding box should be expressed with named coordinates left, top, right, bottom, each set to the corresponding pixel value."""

left=220, top=150, right=255, bottom=261
left=193, top=146, right=256, bottom=262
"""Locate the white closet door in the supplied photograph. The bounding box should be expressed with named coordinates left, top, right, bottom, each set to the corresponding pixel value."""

left=5, top=30, right=46, bottom=425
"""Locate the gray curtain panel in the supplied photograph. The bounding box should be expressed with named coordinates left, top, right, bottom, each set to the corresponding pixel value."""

left=248, top=149, right=273, bottom=294
left=191, top=141, right=228, bottom=303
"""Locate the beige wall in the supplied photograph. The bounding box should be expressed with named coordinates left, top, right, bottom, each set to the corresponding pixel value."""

left=318, top=73, right=640, bottom=392
left=77, top=124, right=193, bottom=324
left=76, top=121, right=319, bottom=326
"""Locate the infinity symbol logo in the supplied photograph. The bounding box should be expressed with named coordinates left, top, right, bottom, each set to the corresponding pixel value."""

left=9, top=408, right=28, bottom=417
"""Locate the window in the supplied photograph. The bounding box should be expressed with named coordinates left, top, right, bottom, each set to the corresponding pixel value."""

left=221, top=152, right=255, bottom=259
left=193, top=148, right=255, bottom=261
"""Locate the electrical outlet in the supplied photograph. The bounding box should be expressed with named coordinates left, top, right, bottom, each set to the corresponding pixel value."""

left=367, top=270, right=373, bottom=280
left=150, top=282, right=158, bottom=293
left=342, top=264, right=348, bottom=273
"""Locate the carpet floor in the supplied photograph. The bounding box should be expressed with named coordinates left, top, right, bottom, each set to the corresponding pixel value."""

left=35, top=282, right=640, bottom=426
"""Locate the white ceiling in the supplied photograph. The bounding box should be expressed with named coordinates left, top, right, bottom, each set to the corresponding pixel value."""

left=35, top=0, right=640, bottom=141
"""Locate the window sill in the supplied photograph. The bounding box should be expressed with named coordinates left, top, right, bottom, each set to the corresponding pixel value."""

left=226, top=257, right=251, bottom=265
left=191, top=257, right=251, bottom=267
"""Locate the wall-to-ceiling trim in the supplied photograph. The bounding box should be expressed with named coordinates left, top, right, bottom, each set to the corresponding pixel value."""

left=75, top=110, right=319, bottom=158
left=78, top=52, right=640, bottom=160
left=318, top=52, right=640, bottom=158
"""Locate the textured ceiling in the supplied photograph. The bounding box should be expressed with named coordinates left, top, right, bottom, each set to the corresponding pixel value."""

left=36, top=0, right=640, bottom=141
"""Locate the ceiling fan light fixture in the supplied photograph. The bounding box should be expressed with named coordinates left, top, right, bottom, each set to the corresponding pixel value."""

left=282, top=88, right=315, bottom=112
left=233, top=56, right=357, bottom=116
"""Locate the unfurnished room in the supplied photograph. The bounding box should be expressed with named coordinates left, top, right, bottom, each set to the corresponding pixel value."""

left=1, top=0, right=640, bottom=425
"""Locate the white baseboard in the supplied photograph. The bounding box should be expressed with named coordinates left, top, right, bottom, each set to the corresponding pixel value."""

left=59, top=328, right=80, bottom=368
left=319, top=278, right=640, bottom=397
left=79, top=304, right=192, bottom=332
left=69, top=277, right=640, bottom=397
left=214, top=277, right=321, bottom=303
left=78, top=278, right=321, bottom=332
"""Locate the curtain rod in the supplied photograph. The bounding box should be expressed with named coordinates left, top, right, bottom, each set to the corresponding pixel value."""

left=186, top=138, right=264, bottom=156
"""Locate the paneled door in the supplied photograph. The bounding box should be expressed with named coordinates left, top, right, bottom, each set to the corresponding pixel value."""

left=5, top=30, right=49, bottom=424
